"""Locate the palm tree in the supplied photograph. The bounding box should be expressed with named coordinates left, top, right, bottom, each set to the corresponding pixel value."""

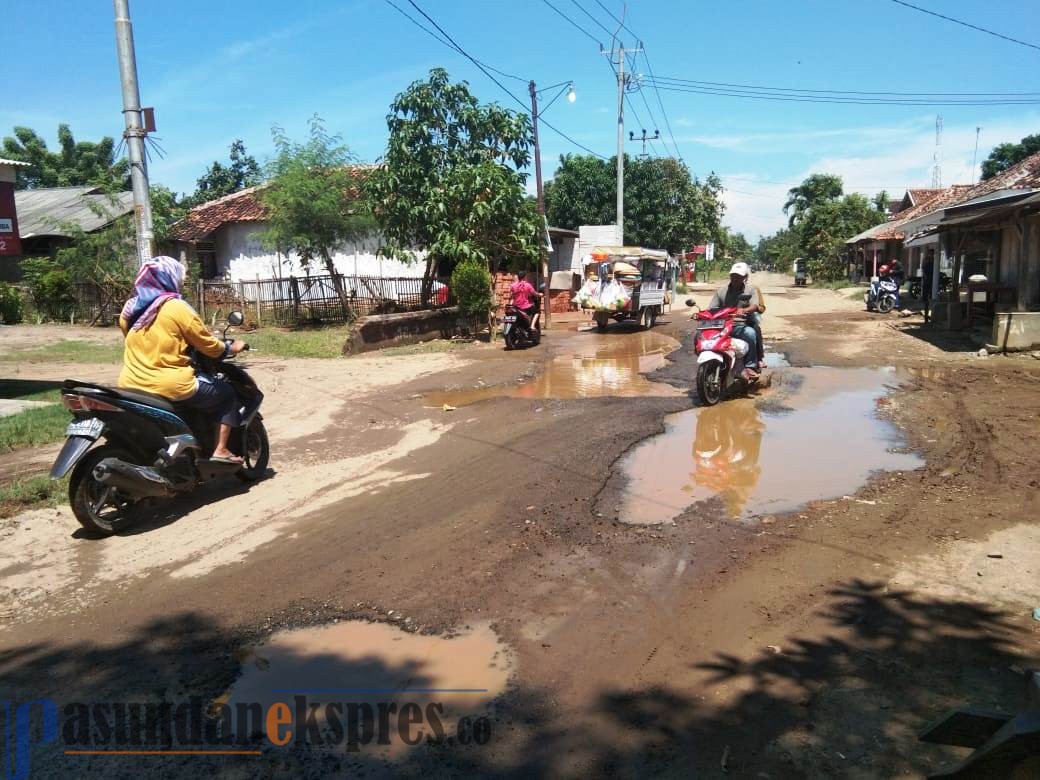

left=783, top=174, right=843, bottom=227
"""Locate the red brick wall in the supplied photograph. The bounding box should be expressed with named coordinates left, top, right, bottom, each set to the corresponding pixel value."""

left=549, top=289, right=574, bottom=313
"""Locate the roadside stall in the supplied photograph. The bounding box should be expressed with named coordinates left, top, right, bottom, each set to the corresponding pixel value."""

left=575, top=246, right=674, bottom=331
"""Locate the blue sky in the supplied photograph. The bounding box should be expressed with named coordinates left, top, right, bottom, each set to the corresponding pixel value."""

left=7, top=0, right=1040, bottom=238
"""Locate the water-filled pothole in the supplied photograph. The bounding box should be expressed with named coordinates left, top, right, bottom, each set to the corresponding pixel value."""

left=223, top=620, right=512, bottom=756
left=426, top=330, right=681, bottom=406
left=614, top=367, right=923, bottom=524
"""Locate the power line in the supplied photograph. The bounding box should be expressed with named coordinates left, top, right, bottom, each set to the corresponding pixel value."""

left=647, top=81, right=1040, bottom=106
left=589, top=0, right=685, bottom=162
left=539, top=0, right=603, bottom=46
left=886, top=0, right=1040, bottom=53
left=568, top=0, right=615, bottom=39
left=385, top=0, right=526, bottom=82
left=400, top=0, right=608, bottom=159
left=648, top=74, right=1040, bottom=98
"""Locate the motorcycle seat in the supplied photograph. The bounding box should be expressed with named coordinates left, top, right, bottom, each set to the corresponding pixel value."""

left=64, top=379, right=177, bottom=413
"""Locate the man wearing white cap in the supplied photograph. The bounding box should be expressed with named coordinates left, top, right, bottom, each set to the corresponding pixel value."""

left=708, top=262, right=764, bottom=379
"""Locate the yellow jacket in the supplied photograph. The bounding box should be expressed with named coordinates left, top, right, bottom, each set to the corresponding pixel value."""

left=118, top=299, right=227, bottom=400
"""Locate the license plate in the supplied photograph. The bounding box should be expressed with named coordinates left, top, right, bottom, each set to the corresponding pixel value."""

left=698, top=319, right=725, bottom=329
left=503, top=316, right=517, bottom=322
left=66, top=418, right=104, bottom=439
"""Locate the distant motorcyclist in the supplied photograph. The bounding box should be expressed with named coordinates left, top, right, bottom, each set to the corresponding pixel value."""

left=708, top=262, right=762, bottom=380
left=509, top=270, right=539, bottom=327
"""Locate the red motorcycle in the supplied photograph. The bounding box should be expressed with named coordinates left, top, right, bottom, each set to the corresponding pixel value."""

left=688, top=297, right=758, bottom=406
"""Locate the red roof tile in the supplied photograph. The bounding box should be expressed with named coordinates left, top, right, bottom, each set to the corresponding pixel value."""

left=171, top=186, right=268, bottom=241
left=170, top=166, right=373, bottom=242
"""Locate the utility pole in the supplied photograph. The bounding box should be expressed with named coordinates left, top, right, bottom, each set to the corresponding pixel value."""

left=971, top=126, right=982, bottom=184
left=603, top=42, right=641, bottom=244
left=629, top=129, right=660, bottom=159
left=113, top=0, right=154, bottom=264
left=529, top=80, right=551, bottom=329
left=931, top=114, right=943, bottom=189
left=615, top=45, right=625, bottom=244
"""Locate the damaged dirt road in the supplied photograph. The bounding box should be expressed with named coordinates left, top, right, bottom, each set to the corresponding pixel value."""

left=2, top=280, right=1039, bottom=777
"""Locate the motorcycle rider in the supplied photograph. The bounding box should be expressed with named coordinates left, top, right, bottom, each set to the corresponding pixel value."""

left=509, top=270, right=539, bottom=330
left=708, top=262, right=762, bottom=380
left=118, top=256, right=247, bottom=464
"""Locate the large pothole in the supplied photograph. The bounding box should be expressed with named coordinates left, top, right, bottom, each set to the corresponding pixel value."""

left=610, top=367, right=924, bottom=525
left=221, top=620, right=512, bottom=757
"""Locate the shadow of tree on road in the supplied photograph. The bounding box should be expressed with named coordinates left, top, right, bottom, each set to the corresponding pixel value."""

left=0, top=579, right=1032, bottom=778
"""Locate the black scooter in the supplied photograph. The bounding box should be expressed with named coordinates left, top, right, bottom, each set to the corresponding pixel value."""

left=502, top=297, right=542, bottom=350
left=50, top=311, right=270, bottom=536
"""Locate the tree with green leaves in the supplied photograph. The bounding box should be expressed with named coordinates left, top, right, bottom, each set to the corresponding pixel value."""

left=800, top=192, right=883, bottom=281
left=261, top=116, right=374, bottom=319
left=782, top=173, right=843, bottom=227
left=980, top=133, right=1040, bottom=180
left=544, top=154, right=726, bottom=254
left=367, top=68, right=540, bottom=302
left=872, top=190, right=891, bottom=214
left=755, top=227, right=800, bottom=272
left=184, top=139, right=262, bottom=207
left=2, top=125, right=129, bottom=190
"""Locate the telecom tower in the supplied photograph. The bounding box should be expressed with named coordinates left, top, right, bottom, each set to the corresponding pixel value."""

left=931, top=114, right=943, bottom=188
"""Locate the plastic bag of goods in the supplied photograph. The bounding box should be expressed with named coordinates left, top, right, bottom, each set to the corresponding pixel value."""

left=596, top=280, right=631, bottom=311
left=575, top=279, right=600, bottom=309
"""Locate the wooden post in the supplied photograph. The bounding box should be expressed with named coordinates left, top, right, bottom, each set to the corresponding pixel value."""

left=291, top=276, right=300, bottom=322
left=198, top=279, right=206, bottom=323
left=255, top=273, right=262, bottom=325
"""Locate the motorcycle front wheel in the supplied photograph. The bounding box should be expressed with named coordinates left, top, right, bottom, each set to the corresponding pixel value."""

left=696, top=362, right=723, bottom=406
left=69, top=445, right=142, bottom=536
left=235, top=418, right=270, bottom=483
left=878, top=295, right=896, bottom=313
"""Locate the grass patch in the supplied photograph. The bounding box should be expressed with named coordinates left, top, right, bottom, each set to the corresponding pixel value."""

left=241, top=326, right=353, bottom=359
left=0, top=475, right=67, bottom=518
left=380, top=339, right=480, bottom=357
left=0, top=340, right=123, bottom=364
left=0, top=403, right=69, bottom=453
left=810, top=279, right=856, bottom=290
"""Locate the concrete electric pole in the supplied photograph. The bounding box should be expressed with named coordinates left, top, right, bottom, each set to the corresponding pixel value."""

left=604, top=43, right=641, bottom=245
left=113, top=0, right=155, bottom=264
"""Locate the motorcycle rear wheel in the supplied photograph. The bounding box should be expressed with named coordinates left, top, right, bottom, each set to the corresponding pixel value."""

left=696, top=362, right=723, bottom=406
left=504, top=327, right=520, bottom=350
left=69, top=445, right=141, bottom=536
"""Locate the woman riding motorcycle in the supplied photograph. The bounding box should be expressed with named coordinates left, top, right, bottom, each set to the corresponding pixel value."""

left=118, top=256, right=247, bottom=463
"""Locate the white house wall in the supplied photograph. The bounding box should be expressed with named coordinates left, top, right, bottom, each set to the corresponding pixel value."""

left=214, top=222, right=426, bottom=282
left=550, top=236, right=580, bottom=273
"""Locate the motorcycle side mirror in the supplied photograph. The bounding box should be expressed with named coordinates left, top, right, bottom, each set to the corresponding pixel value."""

left=738, top=293, right=752, bottom=305
left=686, top=299, right=697, bottom=308
left=538, top=282, right=547, bottom=292
left=228, top=311, right=245, bottom=326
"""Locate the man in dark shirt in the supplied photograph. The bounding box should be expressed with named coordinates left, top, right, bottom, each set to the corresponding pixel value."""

left=708, top=262, right=762, bottom=378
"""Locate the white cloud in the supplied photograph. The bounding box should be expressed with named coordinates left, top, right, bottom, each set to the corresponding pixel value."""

left=718, top=113, right=1040, bottom=240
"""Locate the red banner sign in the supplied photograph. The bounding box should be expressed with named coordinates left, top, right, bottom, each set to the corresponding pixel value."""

left=0, top=181, right=21, bottom=256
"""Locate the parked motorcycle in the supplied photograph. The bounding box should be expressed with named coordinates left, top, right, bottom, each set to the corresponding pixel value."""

left=50, top=311, right=270, bottom=536
left=865, top=276, right=901, bottom=313
left=687, top=296, right=759, bottom=406
left=502, top=300, right=541, bottom=350
left=908, top=272, right=951, bottom=299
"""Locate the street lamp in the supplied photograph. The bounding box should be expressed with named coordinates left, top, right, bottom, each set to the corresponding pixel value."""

left=529, top=79, right=577, bottom=329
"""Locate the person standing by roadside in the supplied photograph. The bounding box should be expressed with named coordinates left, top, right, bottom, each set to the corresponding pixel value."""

left=921, top=249, right=935, bottom=324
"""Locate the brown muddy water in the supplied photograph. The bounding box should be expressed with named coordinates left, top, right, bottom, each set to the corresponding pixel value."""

left=616, top=367, right=924, bottom=525
left=223, top=620, right=511, bottom=756
left=426, top=330, right=682, bottom=406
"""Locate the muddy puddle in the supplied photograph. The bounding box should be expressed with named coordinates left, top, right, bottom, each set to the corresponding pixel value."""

left=223, top=620, right=511, bottom=756
left=615, top=367, right=923, bottom=524
left=426, top=330, right=681, bottom=407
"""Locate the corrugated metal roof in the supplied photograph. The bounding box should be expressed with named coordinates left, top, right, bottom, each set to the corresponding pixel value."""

left=0, top=158, right=31, bottom=167
left=14, top=187, right=135, bottom=238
